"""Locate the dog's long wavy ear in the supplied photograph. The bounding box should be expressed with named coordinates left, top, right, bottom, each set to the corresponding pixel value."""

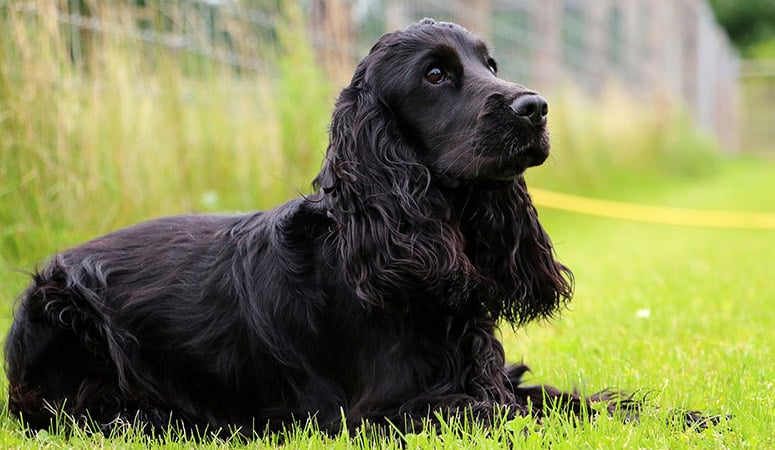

left=510, top=177, right=574, bottom=323
left=313, top=46, right=473, bottom=308
left=461, top=178, right=573, bottom=325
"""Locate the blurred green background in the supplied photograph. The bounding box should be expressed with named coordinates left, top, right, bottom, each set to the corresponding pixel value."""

left=0, top=0, right=774, bottom=446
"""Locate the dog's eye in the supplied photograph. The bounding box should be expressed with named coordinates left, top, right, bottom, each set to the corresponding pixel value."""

left=425, top=67, right=447, bottom=84
left=487, top=58, right=498, bottom=74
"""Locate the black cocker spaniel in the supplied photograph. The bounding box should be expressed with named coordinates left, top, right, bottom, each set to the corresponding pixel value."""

left=7, top=19, right=612, bottom=436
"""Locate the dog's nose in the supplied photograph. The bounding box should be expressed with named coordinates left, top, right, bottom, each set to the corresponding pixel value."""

left=510, top=94, right=548, bottom=126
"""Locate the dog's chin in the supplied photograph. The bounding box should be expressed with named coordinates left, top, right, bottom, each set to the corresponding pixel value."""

left=481, top=144, right=550, bottom=181
left=522, top=143, right=550, bottom=168
left=431, top=141, right=549, bottom=187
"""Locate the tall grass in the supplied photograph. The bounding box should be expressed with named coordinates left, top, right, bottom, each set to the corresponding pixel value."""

left=0, top=1, right=331, bottom=266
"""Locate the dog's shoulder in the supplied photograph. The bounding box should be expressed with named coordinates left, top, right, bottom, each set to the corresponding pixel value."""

left=265, top=196, right=332, bottom=241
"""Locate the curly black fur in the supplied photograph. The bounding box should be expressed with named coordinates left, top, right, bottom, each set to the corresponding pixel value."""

left=6, top=19, right=583, bottom=436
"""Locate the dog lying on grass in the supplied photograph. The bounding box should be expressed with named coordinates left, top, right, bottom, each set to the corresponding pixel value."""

left=5, top=18, right=719, bottom=436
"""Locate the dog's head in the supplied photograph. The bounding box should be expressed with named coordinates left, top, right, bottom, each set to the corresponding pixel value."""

left=315, top=19, right=570, bottom=322
left=349, top=18, right=550, bottom=183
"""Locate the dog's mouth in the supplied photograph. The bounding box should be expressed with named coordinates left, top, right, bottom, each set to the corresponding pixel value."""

left=486, top=132, right=550, bottom=180
left=469, top=103, right=551, bottom=179
left=429, top=117, right=550, bottom=184
left=464, top=146, right=546, bottom=182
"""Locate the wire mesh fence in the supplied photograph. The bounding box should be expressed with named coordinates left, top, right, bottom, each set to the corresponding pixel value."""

left=2, top=0, right=743, bottom=151
left=336, top=0, right=741, bottom=151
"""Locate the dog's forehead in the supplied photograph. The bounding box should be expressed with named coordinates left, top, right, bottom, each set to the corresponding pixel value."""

left=401, top=19, right=488, bottom=54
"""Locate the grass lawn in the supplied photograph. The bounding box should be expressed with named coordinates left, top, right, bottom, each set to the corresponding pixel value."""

left=513, top=157, right=775, bottom=448
left=0, top=158, right=772, bottom=448
left=2, top=2, right=772, bottom=447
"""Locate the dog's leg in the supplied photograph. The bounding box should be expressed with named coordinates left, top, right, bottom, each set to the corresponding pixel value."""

left=507, top=365, right=729, bottom=430
left=505, top=364, right=641, bottom=422
left=5, top=265, right=127, bottom=431
left=359, top=324, right=524, bottom=433
left=5, top=313, right=87, bottom=430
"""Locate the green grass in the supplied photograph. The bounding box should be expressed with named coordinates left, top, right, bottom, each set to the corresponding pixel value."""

left=0, top=1, right=331, bottom=267
left=2, top=154, right=773, bottom=450
left=2, top=1, right=774, bottom=448
left=513, top=158, right=775, bottom=448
